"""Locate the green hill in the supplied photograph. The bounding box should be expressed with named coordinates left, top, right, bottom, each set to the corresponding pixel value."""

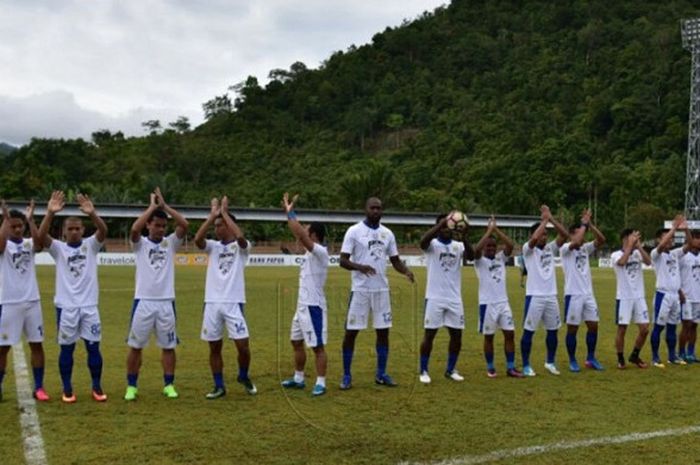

left=1, top=0, right=697, bottom=239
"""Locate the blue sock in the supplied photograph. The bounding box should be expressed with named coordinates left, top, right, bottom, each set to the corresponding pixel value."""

left=521, top=330, right=534, bottom=367
left=343, top=349, right=354, bottom=376
left=565, top=333, right=577, bottom=362
left=447, top=351, right=459, bottom=373
left=420, top=355, right=429, bottom=373
left=59, top=344, right=75, bottom=394
left=651, top=324, right=663, bottom=360
left=376, top=345, right=388, bottom=377
left=546, top=330, right=558, bottom=364
left=213, top=372, right=224, bottom=389
left=667, top=324, right=677, bottom=361
left=484, top=351, right=494, bottom=370
left=505, top=351, right=515, bottom=370
left=689, top=343, right=696, bottom=356
left=586, top=331, right=597, bottom=360
left=238, top=366, right=249, bottom=381
left=164, top=374, right=175, bottom=386
left=127, top=373, right=138, bottom=387
left=85, top=340, right=103, bottom=390
left=33, top=366, right=44, bottom=391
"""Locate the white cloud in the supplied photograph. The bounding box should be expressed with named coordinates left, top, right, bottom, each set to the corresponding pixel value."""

left=0, top=0, right=445, bottom=145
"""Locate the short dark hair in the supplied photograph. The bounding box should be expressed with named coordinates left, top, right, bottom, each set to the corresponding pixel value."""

left=620, top=228, right=634, bottom=240
left=568, top=222, right=582, bottom=234
left=215, top=211, right=237, bottom=222
left=309, top=222, right=326, bottom=243
left=436, top=214, right=448, bottom=224
left=147, top=208, right=168, bottom=223
left=691, top=229, right=700, bottom=239
left=530, top=222, right=541, bottom=234
left=9, top=209, right=26, bottom=222
left=655, top=228, right=667, bottom=239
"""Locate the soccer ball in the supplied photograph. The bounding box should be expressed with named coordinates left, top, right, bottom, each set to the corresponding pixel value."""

left=446, top=211, right=469, bottom=230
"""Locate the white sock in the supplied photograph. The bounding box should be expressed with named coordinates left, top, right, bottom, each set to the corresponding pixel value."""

left=315, top=376, right=326, bottom=387
left=294, top=371, right=304, bottom=383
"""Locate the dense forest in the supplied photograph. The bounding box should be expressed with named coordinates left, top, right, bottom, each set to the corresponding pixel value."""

left=2, top=0, right=698, bottom=243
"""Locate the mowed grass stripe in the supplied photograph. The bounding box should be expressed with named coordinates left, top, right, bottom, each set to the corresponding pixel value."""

left=2, top=266, right=699, bottom=465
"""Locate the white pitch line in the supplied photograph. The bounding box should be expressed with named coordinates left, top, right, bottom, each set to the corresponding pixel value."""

left=399, top=425, right=700, bottom=465
left=12, top=342, right=48, bottom=465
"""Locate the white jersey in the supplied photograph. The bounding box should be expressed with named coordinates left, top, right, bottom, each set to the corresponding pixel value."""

left=48, top=235, right=102, bottom=308
left=340, top=221, right=399, bottom=292
left=203, top=239, right=250, bottom=304
left=297, top=243, right=329, bottom=307
left=651, top=247, right=684, bottom=292
left=522, top=240, right=559, bottom=296
left=424, top=238, right=464, bottom=303
left=611, top=249, right=645, bottom=299
left=132, top=233, right=183, bottom=300
left=474, top=251, right=508, bottom=304
left=560, top=241, right=595, bottom=296
left=680, top=250, right=700, bottom=302
left=0, top=238, right=40, bottom=304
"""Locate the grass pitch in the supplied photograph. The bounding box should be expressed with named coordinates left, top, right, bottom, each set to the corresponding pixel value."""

left=2, top=265, right=699, bottom=465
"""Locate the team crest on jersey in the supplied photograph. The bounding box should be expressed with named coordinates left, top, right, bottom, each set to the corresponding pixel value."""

left=11, top=248, right=31, bottom=274
left=67, top=252, right=87, bottom=278
left=23, top=241, right=30, bottom=250
left=575, top=252, right=587, bottom=273
left=218, top=247, right=237, bottom=275
left=162, top=240, right=169, bottom=248
left=625, top=260, right=641, bottom=280
left=148, top=247, right=167, bottom=270
left=489, top=261, right=502, bottom=283
left=81, top=245, right=87, bottom=253
left=439, top=251, right=458, bottom=272
left=368, top=239, right=386, bottom=261
left=693, top=264, right=700, bottom=282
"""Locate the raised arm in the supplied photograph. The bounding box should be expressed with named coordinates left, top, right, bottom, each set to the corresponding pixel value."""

left=528, top=205, right=550, bottom=248
left=474, top=217, right=496, bottom=260
left=130, top=193, right=158, bottom=243
left=587, top=215, right=606, bottom=249
left=419, top=216, right=448, bottom=251
left=38, top=190, right=65, bottom=248
left=282, top=193, right=314, bottom=252
left=458, top=227, right=475, bottom=263
left=77, top=193, right=107, bottom=243
left=493, top=222, right=514, bottom=257
left=0, top=200, right=9, bottom=253
left=194, top=198, right=219, bottom=250
left=220, top=196, right=247, bottom=249
left=655, top=214, right=684, bottom=253
left=634, top=231, right=652, bottom=266
left=155, top=187, right=189, bottom=240
left=616, top=233, right=636, bottom=267
left=548, top=211, right=570, bottom=247
left=26, top=200, right=42, bottom=252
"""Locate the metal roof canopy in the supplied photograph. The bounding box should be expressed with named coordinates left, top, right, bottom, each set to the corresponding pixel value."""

left=5, top=202, right=541, bottom=227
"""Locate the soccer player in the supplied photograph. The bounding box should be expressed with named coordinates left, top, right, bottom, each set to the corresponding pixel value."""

left=194, top=196, right=256, bottom=398
left=520, top=205, right=569, bottom=376
left=612, top=229, right=652, bottom=369
left=560, top=209, right=606, bottom=372
left=0, top=200, right=49, bottom=402
left=679, top=229, right=700, bottom=362
left=279, top=193, right=329, bottom=396
left=339, top=197, right=414, bottom=390
left=124, top=188, right=188, bottom=401
left=473, top=216, right=524, bottom=378
left=417, top=213, right=473, bottom=384
left=38, top=191, right=108, bottom=402
left=649, top=216, right=687, bottom=368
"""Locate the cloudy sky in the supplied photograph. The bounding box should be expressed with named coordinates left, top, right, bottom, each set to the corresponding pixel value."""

left=0, top=0, right=446, bottom=146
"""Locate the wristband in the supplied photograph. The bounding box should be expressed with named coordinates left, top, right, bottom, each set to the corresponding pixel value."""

left=287, top=211, right=297, bottom=220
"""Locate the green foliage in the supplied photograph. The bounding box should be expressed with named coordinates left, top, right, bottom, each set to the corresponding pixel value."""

left=1, top=0, right=696, bottom=246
